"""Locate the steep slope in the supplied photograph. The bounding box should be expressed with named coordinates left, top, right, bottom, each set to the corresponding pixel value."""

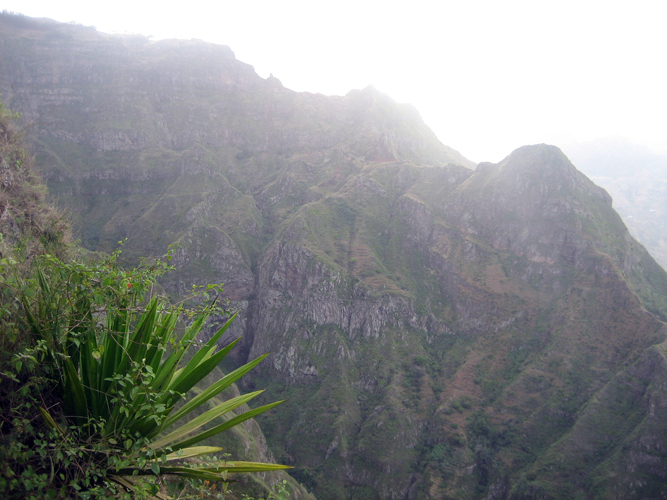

left=564, top=139, right=667, bottom=271
left=0, top=13, right=471, bottom=249
left=0, top=94, right=311, bottom=500
left=0, top=11, right=474, bottom=355
left=246, top=145, right=667, bottom=499
left=0, top=99, right=69, bottom=258
left=2, top=13, right=667, bottom=500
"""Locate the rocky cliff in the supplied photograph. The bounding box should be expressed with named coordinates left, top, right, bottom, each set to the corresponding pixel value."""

left=1, top=13, right=666, bottom=500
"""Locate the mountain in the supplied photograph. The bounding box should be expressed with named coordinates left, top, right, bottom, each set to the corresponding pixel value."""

left=563, top=138, right=667, bottom=271
left=0, top=95, right=69, bottom=259
left=1, top=13, right=666, bottom=500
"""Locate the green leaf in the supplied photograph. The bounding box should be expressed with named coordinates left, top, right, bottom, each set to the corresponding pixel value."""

left=151, top=314, right=212, bottom=393
left=161, top=352, right=267, bottom=430
left=178, top=313, right=238, bottom=377
left=37, top=268, right=51, bottom=296
left=80, top=328, right=99, bottom=418
left=165, top=400, right=285, bottom=452
left=62, top=357, right=88, bottom=422
left=14, top=251, right=289, bottom=482
left=39, top=407, right=64, bottom=438
left=100, top=311, right=131, bottom=397
left=146, top=311, right=178, bottom=370
left=124, top=298, right=160, bottom=365
left=20, top=296, right=45, bottom=342
left=113, top=466, right=229, bottom=482
left=150, top=349, right=181, bottom=394
left=149, top=390, right=264, bottom=450
left=164, top=446, right=224, bottom=461
left=166, top=337, right=245, bottom=400
left=202, top=461, right=292, bottom=473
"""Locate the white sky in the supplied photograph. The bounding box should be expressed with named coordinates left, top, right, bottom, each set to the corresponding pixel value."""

left=3, top=0, right=667, bottom=163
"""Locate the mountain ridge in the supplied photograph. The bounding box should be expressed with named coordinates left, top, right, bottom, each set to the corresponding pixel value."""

left=564, top=138, right=667, bottom=271
left=1, top=12, right=667, bottom=500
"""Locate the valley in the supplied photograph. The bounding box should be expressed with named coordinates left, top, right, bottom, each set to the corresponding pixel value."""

left=1, top=13, right=666, bottom=500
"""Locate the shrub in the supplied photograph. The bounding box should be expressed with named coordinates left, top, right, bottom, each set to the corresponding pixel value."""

left=1, top=248, right=288, bottom=499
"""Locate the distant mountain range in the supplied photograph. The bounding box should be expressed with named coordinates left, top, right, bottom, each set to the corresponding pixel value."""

left=1, top=12, right=666, bottom=500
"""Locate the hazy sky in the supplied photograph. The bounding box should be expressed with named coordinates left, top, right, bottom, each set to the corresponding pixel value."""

left=4, top=0, right=666, bottom=163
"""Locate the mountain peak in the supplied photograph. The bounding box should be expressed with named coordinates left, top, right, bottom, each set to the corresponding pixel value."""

left=499, top=144, right=576, bottom=178
left=446, top=143, right=617, bottom=265
left=475, top=144, right=611, bottom=202
left=506, top=142, right=566, bottom=159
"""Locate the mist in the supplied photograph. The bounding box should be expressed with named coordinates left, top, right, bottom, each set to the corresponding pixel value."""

left=4, top=0, right=667, bottom=163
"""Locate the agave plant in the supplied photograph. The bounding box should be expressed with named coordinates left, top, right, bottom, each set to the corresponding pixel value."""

left=21, top=253, right=288, bottom=495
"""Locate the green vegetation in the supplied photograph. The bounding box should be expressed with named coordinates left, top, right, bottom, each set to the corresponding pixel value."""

left=0, top=104, right=289, bottom=499
left=0, top=247, right=289, bottom=499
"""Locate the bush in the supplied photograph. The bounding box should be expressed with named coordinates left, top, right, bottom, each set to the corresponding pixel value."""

left=0, top=248, right=288, bottom=499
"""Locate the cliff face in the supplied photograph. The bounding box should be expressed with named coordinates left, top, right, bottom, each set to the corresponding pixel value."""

left=0, top=95, right=69, bottom=258
left=2, top=13, right=667, bottom=500
left=242, top=145, right=667, bottom=499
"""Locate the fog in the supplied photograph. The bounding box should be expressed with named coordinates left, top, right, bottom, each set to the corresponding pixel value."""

left=4, top=0, right=667, bottom=163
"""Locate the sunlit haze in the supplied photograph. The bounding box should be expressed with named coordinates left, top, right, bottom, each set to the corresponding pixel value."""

left=3, top=0, right=667, bottom=163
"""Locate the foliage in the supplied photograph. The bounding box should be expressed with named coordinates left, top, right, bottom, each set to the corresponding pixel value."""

left=0, top=247, right=288, bottom=499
